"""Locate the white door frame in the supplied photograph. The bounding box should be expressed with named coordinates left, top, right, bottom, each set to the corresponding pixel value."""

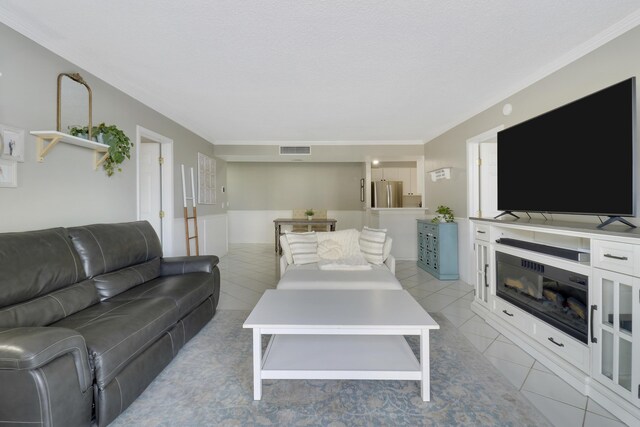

left=466, top=125, right=503, bottom=219
left=136, top=125, right=174, bottom=256
left=466, top=125, right=503, bottom=283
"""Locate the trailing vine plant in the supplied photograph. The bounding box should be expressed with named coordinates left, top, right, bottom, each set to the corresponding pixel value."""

left=69, top=123, right=133, bottom=176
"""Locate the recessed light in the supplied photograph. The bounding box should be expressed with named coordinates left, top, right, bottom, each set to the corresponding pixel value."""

left=372, top=159, right=380, bottom=165
left=502, top=103, right=513, bottom=116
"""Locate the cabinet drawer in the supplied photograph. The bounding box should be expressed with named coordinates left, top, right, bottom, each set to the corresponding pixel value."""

left=418, top=221, right=436, bottom=234
left=494, top=298, right=530, bottom=333
left=474, top=224, right=490, bottom=242
left=592, top=239, right=640, bottom=277
left=424, top=223, right=438, bottom=235
left=532, top=320, right=589, bottom=372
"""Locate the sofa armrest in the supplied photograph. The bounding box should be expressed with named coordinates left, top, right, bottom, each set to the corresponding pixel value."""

left=384, top=254, right=396, bottom=275
left=160, top=255, right=219, bottom=276
left=279, top=255, right=289, bottom=278
left=0, top=327, right=92, bottom=391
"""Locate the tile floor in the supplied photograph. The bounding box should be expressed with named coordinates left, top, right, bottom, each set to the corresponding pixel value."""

left=217, top=244, right=628, bottom=427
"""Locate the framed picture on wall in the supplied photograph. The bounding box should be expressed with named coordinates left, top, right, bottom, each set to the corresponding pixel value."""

left=197, top=152, right=216, bottom=204
left=0, top=158, right=18, bottom=188
left=0, top=125, right=25, bottom=162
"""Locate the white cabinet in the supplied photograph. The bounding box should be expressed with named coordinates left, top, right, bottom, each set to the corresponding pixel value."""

left=383, top=167, right=400, bottom=181
left=473, top=223, right=491, bottom=310
left=372, top=167, right=419, bottom=196
left=474, top=240, right=491, bottom=309
left=398, top=167, right=418, bottom=195
left=470, top=218, right=640, bottom=424
left=533, top=317, right=590, bottom=372
left=591, top=268, right=640, bottom=403
left=592, top=239, right=640, bottom=277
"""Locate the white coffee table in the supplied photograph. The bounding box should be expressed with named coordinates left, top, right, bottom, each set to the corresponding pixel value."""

left=242, top=289, right=440, bottom=401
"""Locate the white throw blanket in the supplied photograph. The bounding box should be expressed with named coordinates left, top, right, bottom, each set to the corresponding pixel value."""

left=318, top=255, right=372, bottom=271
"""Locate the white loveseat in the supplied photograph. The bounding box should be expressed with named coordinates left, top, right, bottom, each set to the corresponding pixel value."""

left=278, top=228, right=402, bottom=290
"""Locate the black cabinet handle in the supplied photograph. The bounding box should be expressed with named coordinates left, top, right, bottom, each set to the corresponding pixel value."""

left=502, top=310, right=514, bottom=317
left=590, top=305, right=598, bottom=343
left=477, top=230, right=486, bottom=234
left=548, top=337, right=564, bottom=347
left=604, top=253, right=628, bottom=261
left=484, top=264, right=489, bottom=288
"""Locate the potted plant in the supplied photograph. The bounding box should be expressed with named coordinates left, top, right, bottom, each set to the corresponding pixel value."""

left=305, top=209, right=315, bottom=220
left=69, top=123, right=133, bottom=176
left=431, top=205, right=455, bottom=223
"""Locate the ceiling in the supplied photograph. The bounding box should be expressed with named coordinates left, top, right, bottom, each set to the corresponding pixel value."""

left=2, top=1, right=640, bottom=147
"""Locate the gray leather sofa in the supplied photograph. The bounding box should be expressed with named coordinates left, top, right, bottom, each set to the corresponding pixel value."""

left=0, top=221, right=220, bottom=426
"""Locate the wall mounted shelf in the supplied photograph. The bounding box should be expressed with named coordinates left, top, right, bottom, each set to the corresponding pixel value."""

left=30, top=131, right=109, bottom=170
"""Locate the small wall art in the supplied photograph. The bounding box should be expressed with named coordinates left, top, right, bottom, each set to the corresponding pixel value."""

left=0, top=124, right=25, bottom=162
left=0, top=158, right=18, bottom=188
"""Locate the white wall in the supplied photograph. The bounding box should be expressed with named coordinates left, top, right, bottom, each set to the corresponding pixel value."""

left=424, top=25, right=640, bottom=226
left=0, top=23, right=227, bottom=256
left=171, top=214, right=228, bottom=257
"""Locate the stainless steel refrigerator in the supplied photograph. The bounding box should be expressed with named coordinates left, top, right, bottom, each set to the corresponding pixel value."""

left=371, top=181, right=403, bottom=208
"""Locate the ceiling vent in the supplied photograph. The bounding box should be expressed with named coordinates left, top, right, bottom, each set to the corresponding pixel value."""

left=280, top=146, right=311, bottom=155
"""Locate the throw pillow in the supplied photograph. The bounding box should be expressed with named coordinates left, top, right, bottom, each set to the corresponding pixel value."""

left=318, top=239, right=344, bottom=260
left=359, top=226, right=387, bottom=265
left=285, top=231, right=320, bottom=265
left=280, top=235, right=293, bottom=265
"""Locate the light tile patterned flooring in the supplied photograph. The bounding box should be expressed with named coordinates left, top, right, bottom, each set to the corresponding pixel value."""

left=217, top=244, right=628, bottom=427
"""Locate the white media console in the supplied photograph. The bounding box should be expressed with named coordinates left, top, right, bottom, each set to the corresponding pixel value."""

left=470, top=217, right=640, bottom=426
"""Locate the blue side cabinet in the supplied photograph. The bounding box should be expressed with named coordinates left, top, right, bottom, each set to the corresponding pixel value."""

left=417, top=220, right=459, bottom=280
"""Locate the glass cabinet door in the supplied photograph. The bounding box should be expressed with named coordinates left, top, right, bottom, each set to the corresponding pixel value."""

left=474, top=242, right=490, bottom=308
left=592, top=269, right=640, bottom=401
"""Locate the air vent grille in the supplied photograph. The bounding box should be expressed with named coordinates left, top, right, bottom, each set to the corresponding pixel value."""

left=280, top=146, right=311, bottom=155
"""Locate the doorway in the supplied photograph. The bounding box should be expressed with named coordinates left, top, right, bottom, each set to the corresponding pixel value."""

left=136, top=126, right=174, bottom=255
left=466, top=125, right=503, bottom=284
left=467, top=125, right=502, bottom=219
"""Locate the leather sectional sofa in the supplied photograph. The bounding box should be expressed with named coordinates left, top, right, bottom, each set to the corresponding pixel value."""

left=0, top=221, right=220, bottom=426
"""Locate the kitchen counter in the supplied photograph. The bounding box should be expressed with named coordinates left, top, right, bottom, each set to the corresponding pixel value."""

left=368, top=209, right=428, bottom=260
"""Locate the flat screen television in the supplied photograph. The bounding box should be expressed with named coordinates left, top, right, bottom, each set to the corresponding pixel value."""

left=497, top=77, right=636, bottom=225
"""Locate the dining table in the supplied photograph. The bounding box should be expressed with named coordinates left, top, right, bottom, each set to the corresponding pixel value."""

left=273, top=218, right=337, bottom=253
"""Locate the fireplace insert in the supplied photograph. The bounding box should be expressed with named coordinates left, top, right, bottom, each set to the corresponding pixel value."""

left=496, top=251, right=588, bottom=343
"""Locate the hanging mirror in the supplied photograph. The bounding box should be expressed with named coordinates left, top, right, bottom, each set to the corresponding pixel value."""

left=57, top=72, right=92, bottom=139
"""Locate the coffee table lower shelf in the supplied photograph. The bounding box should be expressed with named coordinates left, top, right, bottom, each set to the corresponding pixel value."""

left=259, top=334, right=422, bottom=384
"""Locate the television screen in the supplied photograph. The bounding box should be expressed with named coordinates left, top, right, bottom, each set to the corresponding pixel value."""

left=497, top=77, right=636, bottom=217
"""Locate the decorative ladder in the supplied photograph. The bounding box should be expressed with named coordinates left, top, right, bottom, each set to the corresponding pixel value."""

left=181, top=164, right=199, bottom=256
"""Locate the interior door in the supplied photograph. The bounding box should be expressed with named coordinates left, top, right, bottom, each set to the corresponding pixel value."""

left=479, top=140, right=499, bottom=218
left=139, top=141, right=163, bottom=242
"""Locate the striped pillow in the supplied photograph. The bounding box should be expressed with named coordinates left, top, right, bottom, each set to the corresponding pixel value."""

left=359, top=226, right=387, bottom=265
left=285, top=231, right=319, bottom=265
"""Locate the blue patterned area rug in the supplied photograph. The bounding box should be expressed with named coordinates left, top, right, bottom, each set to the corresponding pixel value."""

left=111, top=310, right=549, bottom=426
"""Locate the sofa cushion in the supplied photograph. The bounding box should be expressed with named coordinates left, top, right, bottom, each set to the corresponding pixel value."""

left=68, top=221, right=162, bottom=278
left=278, top=264, right=402, bottom=290
left=52, top=297, right=178, bottom=388
left=0, top=227, right=86, bottom=308
left=285, top=231, right=319, bottom=265
left=108, top=273, right=215, bottom=318
left=92, top=259, right=161, bottom=301
left=0, top=280, right=99, bottom=328
left=359, top=226, right=387, bottom=265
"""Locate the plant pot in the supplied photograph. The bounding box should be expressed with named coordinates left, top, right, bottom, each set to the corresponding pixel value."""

left=308, top=216, right=313, bottom=220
